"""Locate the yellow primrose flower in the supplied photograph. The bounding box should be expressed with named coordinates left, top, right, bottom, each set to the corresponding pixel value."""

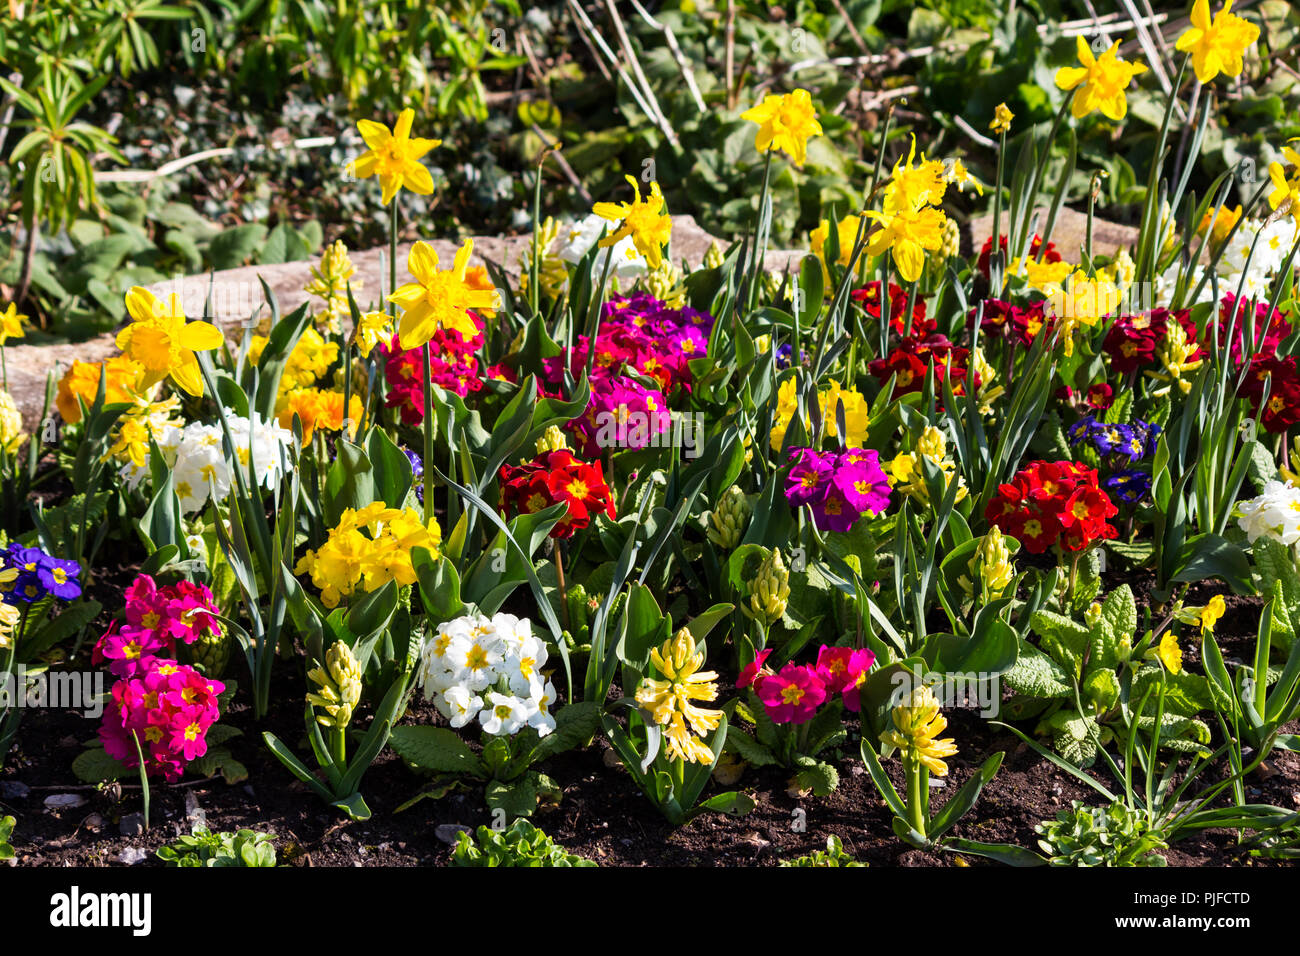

left=0, top=303, right=27, bottom=346
left=1055, top=36, right=1149, bottom=121
left=115, top=287, right=225, bottom=398
left=634, top=627, right=723, bottom=765
left=1200, top=595, right=1226, bottom=632
left=348, top=108, right=440, bottom=206
left=989, top=102, right=1015, bottom=134
left=1155, top=632, right=1183, bottom=674
left=296, top=503, right=441, bottom=608
left=880, top=685, right=959, bottom=777
left=591, top=176, right=672, bottom=270
left=767, top=377, right=870, bottom=451
left=104, top=394, right=182, bottom=469
left=740, top=88, right=823, bottom=167
left=1175, top=0, right=1259, bottom=85
left=1047, top=271, right=1120, bottom=357
left=866, top=205, right=947, bottom=284
left=1008, top=256, right=1074, bottom=294
left=389, top=239, right=499, bottom=351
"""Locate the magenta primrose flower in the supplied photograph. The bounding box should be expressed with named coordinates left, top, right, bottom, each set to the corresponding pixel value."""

left=784, top=446, right=890, bottom=533
left=755, top=662, right=827, bottom=723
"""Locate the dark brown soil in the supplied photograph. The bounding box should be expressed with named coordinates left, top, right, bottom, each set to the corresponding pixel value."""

left=3, top=569, right=1298, bottom=868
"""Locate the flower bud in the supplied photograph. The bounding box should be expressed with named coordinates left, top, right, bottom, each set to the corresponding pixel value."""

left=744, top=549, right=790, bottom=626
left=535, top=424, right=569, bottom=455
left=1084, top=602, right=1103, bottom=629
left=703, top=240, right=725, bottom=271
left=707, top=485, right=752, bottom=551
left=306, top=640, right=363, bottom=730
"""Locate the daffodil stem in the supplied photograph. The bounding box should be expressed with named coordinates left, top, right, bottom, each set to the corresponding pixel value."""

left=746, top=150, right=774, bottom=315
left=422, top=342, right=435, bottom=524
left=905, top=755, right=926, bottom=839
left=389, top=200, right=399, bottom=319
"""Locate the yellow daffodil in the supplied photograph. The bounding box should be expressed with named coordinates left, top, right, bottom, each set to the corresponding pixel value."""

left=880, top=685, right=959, bottom=776
left=350, top=310, right=392, bottom=357
left=1055, top=36, right=1148, bottom=121
left=945, top=158, right=984, bottom=196
left=634, top=627, right=723, bottom=765
left=989, top=102, right=1015, bottom=134
left=811, top=214, right=865, bottom=281
left=882, top=137, right=948, bottom=213
left=1175, top=0, right=1259, bottom=85
left=115, top=287, right=224, bottom=398
left=591, top=176, right=672, bottom=270
left=389, top=239, right=499, bottom=351
left=740, top=88, right=823, bottom=166
left=1267, top=145, right=1300, bottom=235
left=1047, top=271, right=1120, bottom=357
left=348, top=108, right=440, bottom=205
left=0, top=390, right=25, bottom=454
left=866, top=205, right=947, bottom=283
left=0, top=303, right=26, bottom=346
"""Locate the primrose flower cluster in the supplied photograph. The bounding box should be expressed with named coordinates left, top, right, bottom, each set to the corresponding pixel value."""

left=98, top=659, right=225, bottom=782
left=0, top=544, right=82, bottom=605
left=739, top=644, right=875, bottom=723
left=784, top=447, right=891, bottom=532
left=123, top=409, right=294, bottom=513
left=93, top=575, right=222, bottom=678
left=498, top=449, right=616, bottom=539
left=986, top=460, right=1119, bottom=553
left=417, top=612, right=557, bottom=737
left=295, top=502, right=442, bottom=608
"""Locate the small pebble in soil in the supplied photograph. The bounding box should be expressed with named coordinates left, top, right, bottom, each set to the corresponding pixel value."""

left=185, top=790, right=206, bottom=826
left=243, top=785, right=256, bottom=800
left=927, top=778, right=946, bottom=789
left=0, top=781, right=29, bottom=800
left=120, top=813, right=145, bottom=837
left=117, top=847, right=148, bottom=866
left=44, top=793, right=87, bottom=810
left=84, top=813, right=104, bottom=829
left=435, top=824, right=472, bottom=844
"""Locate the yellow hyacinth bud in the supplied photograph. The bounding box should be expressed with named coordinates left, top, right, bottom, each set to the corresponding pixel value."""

left=975, top=527, right=1014, bottom=599
left=703, top=240, right=725, bottom=271
left=535, top=424, right=570, bottom=455
left=706, top=485, right=752, bottom=551
left=1084, top=602, right=1103, bottom=629
left=744, top=549, right=790, bottom=626
left=306, top=641, right=363, bottom=730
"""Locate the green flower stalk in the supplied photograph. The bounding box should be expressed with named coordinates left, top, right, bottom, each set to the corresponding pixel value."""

left=307, top=642, right=363, bottom=732
left=744, top=549, right=790, bottom=626
left=707, top=485, right=752, bottom=551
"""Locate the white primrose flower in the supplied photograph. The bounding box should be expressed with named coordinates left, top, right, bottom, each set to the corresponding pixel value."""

left=1237, top=480, right=1300, bottom=546
left=559, top=213, right=647, bottom=282
left=439, top=685, right=484, bottom=729
left=479, top=692, right=530, bottom=735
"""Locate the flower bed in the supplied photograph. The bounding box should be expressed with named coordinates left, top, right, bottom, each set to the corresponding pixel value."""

left=4, top=4, right=1300, bottom=872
